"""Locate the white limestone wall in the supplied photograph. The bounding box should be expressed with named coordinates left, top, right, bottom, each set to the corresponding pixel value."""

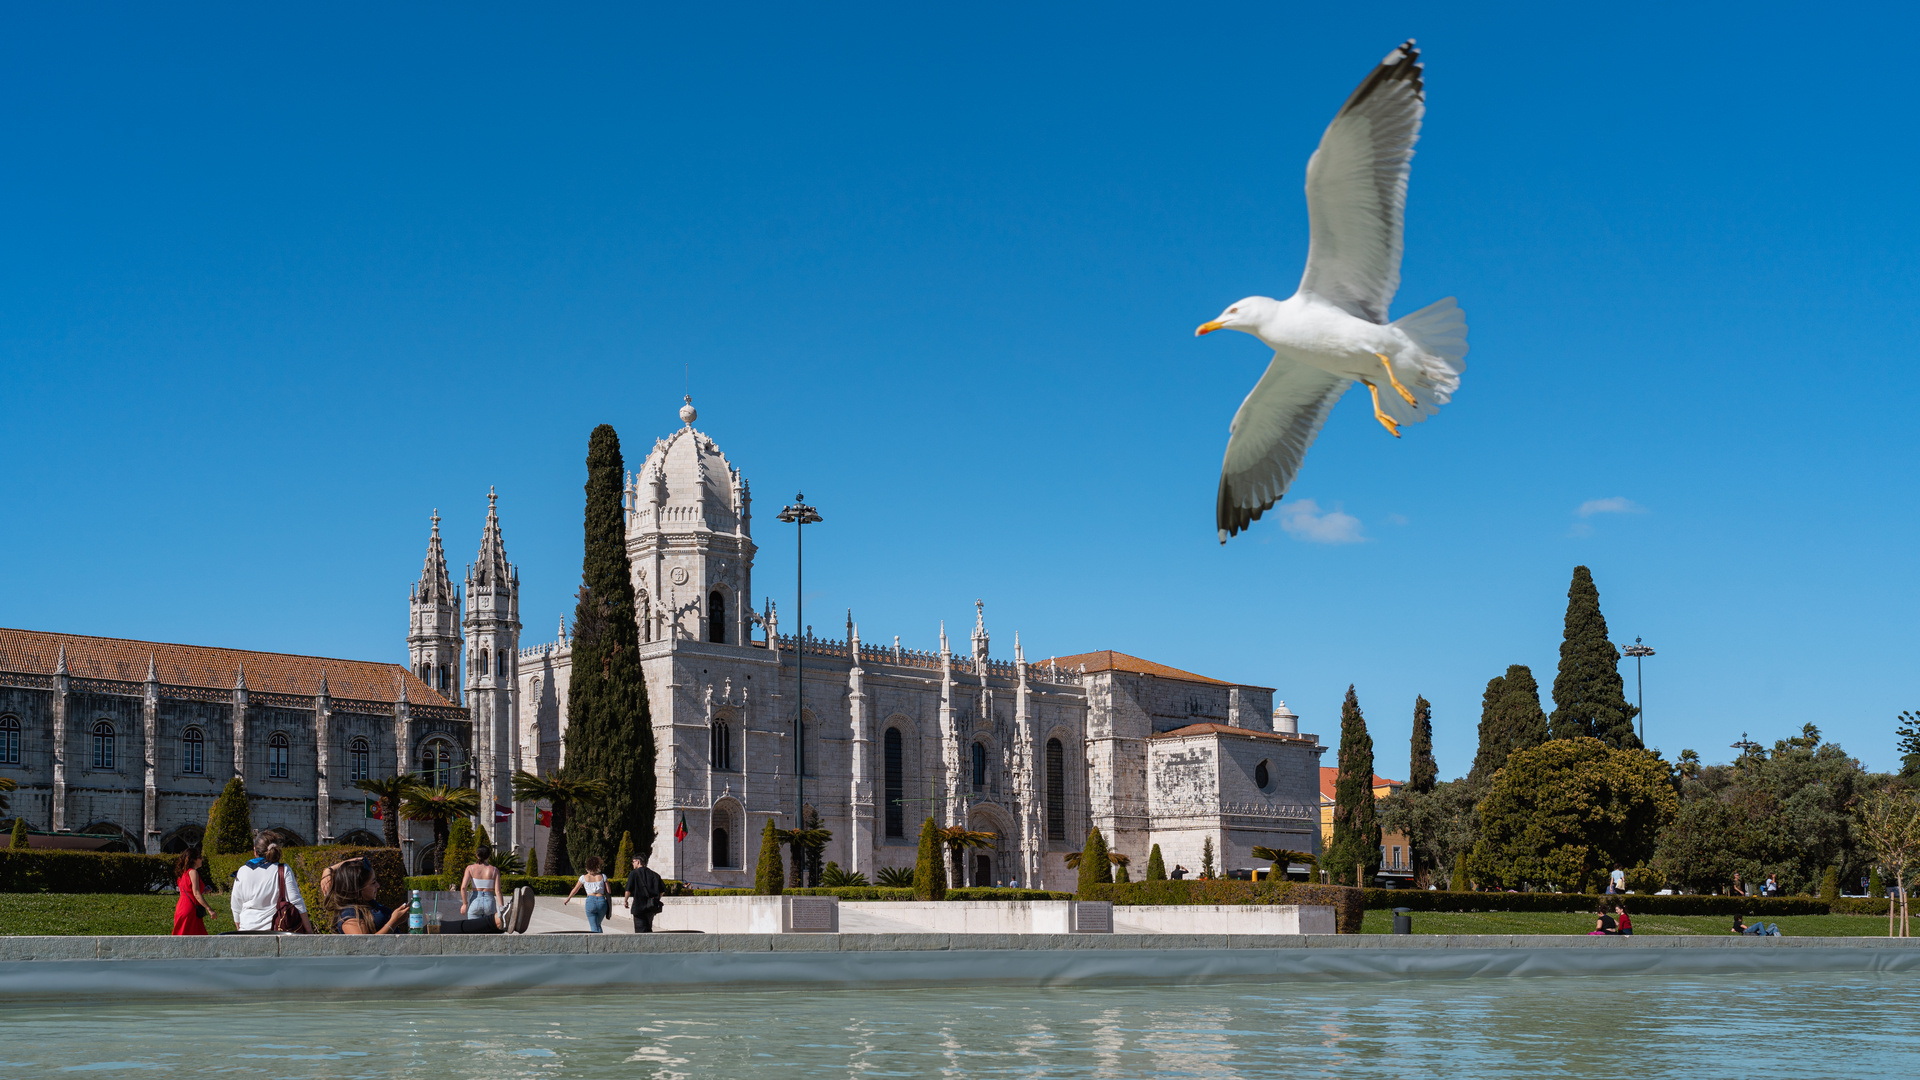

left=1112, top=904, right=1334, bottom=935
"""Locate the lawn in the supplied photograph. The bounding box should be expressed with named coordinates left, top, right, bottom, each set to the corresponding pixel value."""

left=1357, top=908, right=1911, bottom=938
left=1, top=893, right=237, bottom=936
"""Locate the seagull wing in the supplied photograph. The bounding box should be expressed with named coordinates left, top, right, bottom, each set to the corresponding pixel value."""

left=1296, top=40, right=1424, bottom=324
left=1217, top=354, right=1351, bottom=542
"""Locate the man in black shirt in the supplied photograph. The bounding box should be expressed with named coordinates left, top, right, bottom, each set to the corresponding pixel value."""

left=624, top=853, right=665, bottom=933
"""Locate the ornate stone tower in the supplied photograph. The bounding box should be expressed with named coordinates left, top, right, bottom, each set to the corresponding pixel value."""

left=464, top=489, right=521, bottom=847
left=624, top=396, right=756, bottom=646
left=407, top=511, right=462, bottom=704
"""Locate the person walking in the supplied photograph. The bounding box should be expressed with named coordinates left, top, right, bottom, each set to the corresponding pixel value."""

left=565, top=856, right=611, bottom=932
left=230, top=830, right=312, bottom=933
left=172, top=845, right=212, bottom=936
left=459, top=843, right=503, bottom=923
left=623, top=852, right=664, bottom=933
left=1608, top=865, right=1626, bottom=895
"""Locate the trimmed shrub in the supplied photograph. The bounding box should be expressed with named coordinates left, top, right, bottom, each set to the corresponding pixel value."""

left=1829, top=896, right=1900, bottom=916
left=1146, top=844, right=1166, bottom=881
left=1082, top=880, right=1363, bottom=933
left=0, top=849, right=175, bottom=894
left=913, top=817, right=946, bottom=901
left=1077, top=827, right=1112, bottom=897
left=9, top=819, right=27, bottom=850
left=612, top=831, right=634, bottom=886
left=1821, top=866, right=1841, bottom=904
left=753, top=820, right=784, bottom=896
left=1200, top=836, right=1215, bottom=880
left=1869, top=867, right=1883, bottom=898
left=442, top=818, right=476, bottom=889
left=205, top=777, right=253, bottom=855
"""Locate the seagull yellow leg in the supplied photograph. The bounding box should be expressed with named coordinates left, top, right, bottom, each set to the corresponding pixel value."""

left=1358, top=379, right=1401, bottom=438
left=1376, top=353, right=1418, bottom=408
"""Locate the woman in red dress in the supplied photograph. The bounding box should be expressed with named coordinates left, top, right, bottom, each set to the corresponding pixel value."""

left=172, top=845, right=211, bottom=935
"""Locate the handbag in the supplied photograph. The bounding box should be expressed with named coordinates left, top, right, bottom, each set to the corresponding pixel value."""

left=271, top=864, right=311, bottom=934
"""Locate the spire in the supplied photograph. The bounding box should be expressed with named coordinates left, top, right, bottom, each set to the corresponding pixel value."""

left=418, top=509, right=454, bottom=603
left=971, top=598, right=989, bottom=662
left=474, top=489, right=511, bottom=588
left=55, top=644, right=67, bottom=675
left=234, top=664, right=247, bottom=690
left=558, top=615, right=568, bottom=644
left=146, top=653, right=157, bottom=683
left=1014, top=633, right=1025, bottom=666
left=939, top=620, right=949, bottom=657
left=318, top=671, right=330, bottom=698
left=397, top=672, right=409, bottom=703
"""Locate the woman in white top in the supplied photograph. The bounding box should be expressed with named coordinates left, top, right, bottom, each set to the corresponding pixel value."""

left=460, top=843, right=503, bottom=921
left=563, top=856, right=611, bottom=932
left=229, top=830, right=312, bottom=933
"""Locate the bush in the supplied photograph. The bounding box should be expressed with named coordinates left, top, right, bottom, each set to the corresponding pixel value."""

left=0, top=849, right=175, bottom=894
left=612, top=831, right=634, bottom=882
left=1146, top=844, right=1166, bottom=881
left=1077, top=827, right=1111, bottom=897
left=875, top=866, right=915, bottom=888
left=1821, top=866, right=1841, bottom=903
left=1829, top=896, right=1899, bottom=916
left=9, top=819, right=26, bottom=850
left=1083, top=880, right=1364, bottom=933
left=754, top=820, right=784, bottom=896
left=205, top=777, right=253, bottom=855
left=819, top=862, right=869, bottom=887
left=442, top=819, right=475, bottom=890
left=913, top=818, right=945, bottom=901
left=1349, top=888, right=1829, bottom=917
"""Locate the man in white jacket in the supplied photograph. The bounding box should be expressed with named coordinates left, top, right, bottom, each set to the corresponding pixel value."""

left=230, top=830, right=309, bottom=932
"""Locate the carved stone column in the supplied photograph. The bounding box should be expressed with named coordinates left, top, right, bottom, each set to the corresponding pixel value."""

left=314, top=675, right=333, bottom=845
left=143, top=655, right=159, bottom=853
left=51, top=646, right=69, bottom=832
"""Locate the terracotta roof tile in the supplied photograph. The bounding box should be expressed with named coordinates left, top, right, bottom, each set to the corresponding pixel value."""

left=1149, top=722, right=1315, bottom=742
left=0, top=627, right=452, bottom=707
left=1037, top=650, right=1243, bottom=687
left=1317, top=766, right=1405, bottom=801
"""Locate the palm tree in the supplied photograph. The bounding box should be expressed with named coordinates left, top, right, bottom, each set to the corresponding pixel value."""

left=1252, top=846, right=1316, bottom=882
left=512, top=770, right=609, bottom=877
left=774, top=813, right=834, bottom=888
left=355, top=773, right=420, bottom=849
left=875, top=866, right=915, bottom=888
left=936, top=826, right=997, bottom=888
left=399, top=784, right=480, bottom=874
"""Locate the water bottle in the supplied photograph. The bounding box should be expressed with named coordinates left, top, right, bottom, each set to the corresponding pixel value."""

left=408, top=889, right=424, bottom=934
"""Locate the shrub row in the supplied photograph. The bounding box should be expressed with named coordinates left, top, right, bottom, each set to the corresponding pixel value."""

left=1354, top=888, right=1831, bottom=917
left=403, top=874, right=701, bottom=897
left=665, top=886, right=1078, bottom=902
left=1829, top=897, right=1904, bottom=916
left=1080, top=880, right=1364, bottom=933
left=0, top=849, right=176, bottom=894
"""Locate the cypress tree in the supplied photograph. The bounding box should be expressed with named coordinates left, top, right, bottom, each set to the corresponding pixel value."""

left=1469, top=672, right=1508, bottom=784
left=1469, top=666, right=1549, bottom=782
left=444, top=818, right=475, bottom=885
left=1549, top=566, right=1642, bottom=749
left=1078, top=827, right=1112, bottom=896
left=1200, top=836, right=1215, bottom=880
left=753, top=819, right=785, bottom=895
left=1408, top=695, right=1437, bottom=795
left=1145, top=843, right=1166, bottom=881
left=563, top=425, right=656, bottom=867
left=205, top=777, right=253, bottom=855
left=524, top=843, right=541, bottom=877
left=1323, top=685, right=1382, bottom=887
left=912, top=817, right=946, bottom=900
left=9, top=818, right=27, bottom=849
left=613, top=830, right=633, bottom=887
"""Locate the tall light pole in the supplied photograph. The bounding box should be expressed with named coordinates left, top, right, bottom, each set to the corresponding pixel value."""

left=1621, top=637, right=1655, bottom=745
left=777, top=494, right=822, bottom=824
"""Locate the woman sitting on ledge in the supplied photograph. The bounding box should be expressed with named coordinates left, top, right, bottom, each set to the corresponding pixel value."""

left=1587, top=907, right=1618, bottom=935
left=321, top=857, right=534, bottom=934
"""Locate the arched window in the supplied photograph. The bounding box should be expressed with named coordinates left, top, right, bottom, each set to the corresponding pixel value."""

left=479, top=649, right=490, bottom=679
left=420, top=739, right=454, bottom=787
left=710, top=718, right=733, bottom=771
left=884, top=728, right=904, bottom=839
left=1254, top=760, right=1271, bottom=791
left=1045, top=738, right=1066, bottom=841
left=709, top=591, right=727, bottom=644
left=268, top=732, right=291, bottom=779
left=710, top=801, right=741, bottom=869
left=496, top=650, right=507, bottom=677
left=419, top=662, right=430, bottom=681
left=350, top=737, right=371, bottom=782
left=0, top=716, right=19, bottom=765
left=181, top=727, right=204, bottom=775
left=437, top=664, right=450, bottom=692
left=712, top=825, right=732, bottom=869
left=91, top=721, right=116, bottom=771
left=971, top=741, right=987, bottom=792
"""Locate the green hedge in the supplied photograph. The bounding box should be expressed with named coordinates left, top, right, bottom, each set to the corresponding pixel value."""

left=1829, top=897, right=1901, bottom=916
left=664, top=886, right=1078, bottom=902
left=404, top=874, right=695, bottom=897
left=1081, top=881, right=1364, bottom=933
left=1354, top=888, right=1830, bottom=917
left=0, top=849, right=176, bottom=894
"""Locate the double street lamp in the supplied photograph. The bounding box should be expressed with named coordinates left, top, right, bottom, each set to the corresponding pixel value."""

left=1621, top=637, right=1655, bottom=745
left=777, top=494, right=822, bottom=823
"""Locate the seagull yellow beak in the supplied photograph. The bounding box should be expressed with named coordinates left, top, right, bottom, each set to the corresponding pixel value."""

left=1195, top=320, right=1226, bottom=336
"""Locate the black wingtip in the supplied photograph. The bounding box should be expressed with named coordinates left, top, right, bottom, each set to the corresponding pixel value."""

left=1338, top=39, right=1425, bottom=116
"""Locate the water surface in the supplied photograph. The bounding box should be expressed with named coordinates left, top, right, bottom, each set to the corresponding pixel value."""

left=6, top=974, right=1913, bottom=1077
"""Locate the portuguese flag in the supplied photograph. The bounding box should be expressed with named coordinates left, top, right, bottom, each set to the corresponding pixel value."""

left=674, top=813, right=688, bottom=842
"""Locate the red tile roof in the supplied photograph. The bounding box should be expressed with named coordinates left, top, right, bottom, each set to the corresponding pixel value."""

left=0, top=627, right=452, bottom=707
left=1037, top=650, right=1235, bottom=687
left=1317, top=766, right=1405, bottom=801
left=1150, top=722, right=1314, bottom=742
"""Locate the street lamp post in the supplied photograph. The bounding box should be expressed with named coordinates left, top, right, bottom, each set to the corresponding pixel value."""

left=777, top=494, right=822, bottom=825
left=1621, top=637, right=1655, bottom=745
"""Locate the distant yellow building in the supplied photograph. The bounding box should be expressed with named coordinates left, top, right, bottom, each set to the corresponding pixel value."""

left=1318, top=767, right=1412, bottom=886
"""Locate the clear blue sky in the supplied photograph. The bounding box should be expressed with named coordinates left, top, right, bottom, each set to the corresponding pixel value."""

left=4, top=4, right=1916, bottom=778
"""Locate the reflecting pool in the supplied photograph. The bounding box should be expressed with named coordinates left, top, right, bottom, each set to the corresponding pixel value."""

left=5, top=973, right=1915, bottom=1077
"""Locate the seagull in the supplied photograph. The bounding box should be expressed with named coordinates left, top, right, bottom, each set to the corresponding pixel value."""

left=1197, top=40, right=1467, bottom=543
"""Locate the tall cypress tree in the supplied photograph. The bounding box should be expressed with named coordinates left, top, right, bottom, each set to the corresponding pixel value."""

left=1549, top=566, right=1642, bottom=749
left=1408, top=695, right=1437, bottom=795
left=1469, top=672, right=1508, bottom=784
left=563, top=425, right=656, bottom=868
left=1469, top=666, right=1549, bottom=783
left=1323, top=686, right=1382, bottom=887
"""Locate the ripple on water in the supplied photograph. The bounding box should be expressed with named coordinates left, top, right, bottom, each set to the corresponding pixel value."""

left=7, top=974, right=1918, bottom=1078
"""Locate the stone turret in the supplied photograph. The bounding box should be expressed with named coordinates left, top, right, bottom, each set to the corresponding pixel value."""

left=465, top=489, right=521, bottom=847
left=407, top=510, right=463, bottom=703
left=624, top=396, right=757, bottom=646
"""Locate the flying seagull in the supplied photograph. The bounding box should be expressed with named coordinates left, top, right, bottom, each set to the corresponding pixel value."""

left=1197, top=40, right=1466, bottom=543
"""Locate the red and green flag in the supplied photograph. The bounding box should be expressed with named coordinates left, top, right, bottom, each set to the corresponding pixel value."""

left=674, top=813, right=688, bottom=842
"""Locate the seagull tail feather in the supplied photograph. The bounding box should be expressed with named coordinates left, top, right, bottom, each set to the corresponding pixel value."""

left=1390, top=297, right=1468, bottom=406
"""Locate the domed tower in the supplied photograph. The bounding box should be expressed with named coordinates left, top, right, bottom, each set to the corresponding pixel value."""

left=625, top=396, right=756, bottom=646
left=407, top=511, right=462, bottom=704
left=464, top=489, right=521, bottom=848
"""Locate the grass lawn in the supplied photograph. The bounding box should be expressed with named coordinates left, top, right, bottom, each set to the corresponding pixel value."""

left=1358, top=908, right=1911, bottom=937
left=1, top=893, right=237, bottom=936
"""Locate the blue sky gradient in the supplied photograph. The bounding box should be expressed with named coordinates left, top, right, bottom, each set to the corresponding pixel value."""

left=4, top=3, right=1916, bottom=778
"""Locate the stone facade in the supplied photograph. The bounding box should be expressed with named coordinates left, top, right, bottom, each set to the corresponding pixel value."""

left=0, top=630, right=463, bottom=856
left=495, top=399, right=1327, bottom=890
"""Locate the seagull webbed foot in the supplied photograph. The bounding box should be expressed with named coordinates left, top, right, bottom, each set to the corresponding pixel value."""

left=1359, top=379, right=1402, bottom=438
left=1376, top=353, right=1419, bottom=408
